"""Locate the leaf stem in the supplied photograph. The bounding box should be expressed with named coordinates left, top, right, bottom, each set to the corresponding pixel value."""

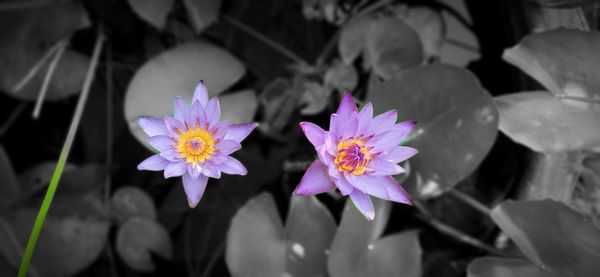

left=0, top=102, right=27, bottom=138
left=17, top=30, right=105, bottom=277
left=200, top=240, right=225, bottom=277
left=445, top=37, right=479, bottom=54
left=32, top=40, right=67, bottom=119
left=447, top=189, right=491, bottom=215
left=413, top=201, right=510, bottom=257
left=12, top=40, right=64, bottom=93
left=222, top=15, right=310, bottom=65
left=556, top=94, right=600, bottom=105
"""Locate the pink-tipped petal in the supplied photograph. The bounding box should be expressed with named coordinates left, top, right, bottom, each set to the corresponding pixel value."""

left=294, top=160, right=335, bottom=195
left=357, top=102, right=373, bottom=133
left=365, top=110, right=397, bottom=136
left=383, top=146, right=418, bottom=163
left=342, top=112, right=359, bottom=138
left=349, top=190, right=375, bottom=220
left=367, top=159, right=406, bottom=176
left=336, top=92, right=358, bottom=117
left=147, top=135, right=175, bottom=151
left=205, top=98, right=221, bottom=128
left=219, top=157, right=247, bottom=175
left=186, top=100, right=207, bottom=129
left=137, top=154, right=169, bottom=171
left=202, top=163, right=221, bottom=178
left=300, top=122, right=326, bottom=148
left=224, top=123, right=258, bottom=142
left=394, top=121, right=417, bottom=142
left=192, top=81, right=209, bottom=107
left=330, top=114, right=344, bottom=140
left=164, top=117, right=185, bottom=138
left=183, top=173, right=208, bottom=208
left=345, top=174, right=390, bottom=200
left=217, top=140, right=241, bottom=155
left=138, top=116, right=168, bottom=137
left=164, top=161, right=187, bottom=178
left=380, top=176, right=412, bottom=205
left=173, top=96, right=189, bottom=122
left=160, top=148, right=181, bottom=162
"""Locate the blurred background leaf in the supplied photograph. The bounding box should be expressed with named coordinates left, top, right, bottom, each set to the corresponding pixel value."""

left=111, top=186, right=157, bottom=224
left=127, top=0, right=174, bottom=30
left=0, top=146, right=20, bottom=207
left=116, top=217, right=172, bottom=272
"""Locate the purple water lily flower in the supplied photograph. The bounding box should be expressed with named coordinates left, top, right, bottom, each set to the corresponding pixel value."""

left=294, top=92, right=417, bottom=220
left=137, top=81, right=258, bottom=208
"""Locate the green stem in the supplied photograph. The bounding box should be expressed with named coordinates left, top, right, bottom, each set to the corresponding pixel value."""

left=18, top=30, right=105, bottom=277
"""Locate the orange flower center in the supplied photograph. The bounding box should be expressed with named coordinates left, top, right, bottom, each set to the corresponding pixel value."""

left=176, top=127, right=215, bottom=166
left=335, top=137, right=372, bottom=175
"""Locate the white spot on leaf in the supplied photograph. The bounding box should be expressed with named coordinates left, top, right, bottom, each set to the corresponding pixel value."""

left=292, top=243, right=305, bottom=258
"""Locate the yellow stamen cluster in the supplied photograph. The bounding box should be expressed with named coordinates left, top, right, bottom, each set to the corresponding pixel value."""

left=175, top=127, right=216, bottom=166
left=334, top=137, right=372, bottom=175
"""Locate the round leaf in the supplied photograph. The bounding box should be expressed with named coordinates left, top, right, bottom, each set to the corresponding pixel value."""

left=491, top=199, right=600, bottom=276
left=394, top=5, right=445, bottom=59
left=338, top=13, right=376, bottom=65
left=219, top=90, right=258, bottom=124
left=468, top=257, right=562, bottom=277
left=324, top=62, right=358, bottom=92
left=116, top=217, right=172, bottom=272
left=18, top=162, right=76, bottom=198
left=367, top=65, right=498, bottom=198
left=128, top=0, right=174, bottom=29
left=495, top=91, right=600, bottom=152
left=11, top=209, right=109, bottom=277
left=328, top=198, right=421, bottom=277
left=226, top=193, right=286, bottom=277
left=365, top=16, right=423, bottom=79
left=111, top=186, right=157, bottom=224
left=125, top=41, right=246, bottom=149
left=503, top=28, right=600, bottom=106
left=183, top=0, right=222, bottom=33
left=300, top=81, right=332, bottom=116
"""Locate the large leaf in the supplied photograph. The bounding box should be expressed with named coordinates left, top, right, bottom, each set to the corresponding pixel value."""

left=219, top=90, right=258, bottom=124
left=226, top=193, right=336, bottom=277
left=328, top=198, right=421, bottom=277
left=184, top=0, right=222, bottom=33
left=338, top=13, right=376, bottom=65
left=111, top=186, right=157, bottom=224
left=468, top=257, right=562, bottom=277
left=0, top=146, right=20, bottom=206
left=365, top=16, right=423, bottom=79
left=495, top=91, right=600, bottom=152
left=0, top=217, right=39, bottom=276
left=367, top=65, right=498, bottom=198
left=125, top=41, right=246, bottom=149
left=10, top=197, right=109, bottom=277
left=503, top=28, right=600, bottom=106
left=128, top=0, right=174, bottom=29
left=0, top=1, right=90, bottom=101
left=18, top=162, right=76, bottom=198
left=491, top=199, right=600, bottom=276
left=116, top=217, right=172, bottom=272
left=529, top=0, right=600, bottom=8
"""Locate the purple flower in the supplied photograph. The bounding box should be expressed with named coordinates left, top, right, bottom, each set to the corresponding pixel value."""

left=137, top=81, right=258, bottom=208
left=294, top=92, right=417, bottom=220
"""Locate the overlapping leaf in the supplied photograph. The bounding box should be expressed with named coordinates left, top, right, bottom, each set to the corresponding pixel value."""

left=111, top=186, right=157, bottom=224
left=116, top=217, right=172, bottom=272
left=468, top=257, right=562, bottom=277
left=128, top=0, right=174, bottom=29
left=368, top=65, right=498, bottom=198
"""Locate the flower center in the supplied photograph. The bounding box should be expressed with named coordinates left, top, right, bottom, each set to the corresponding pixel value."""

left=335, top=137, right=372, bottom=175
left=176, top=127, right=216, bottom=166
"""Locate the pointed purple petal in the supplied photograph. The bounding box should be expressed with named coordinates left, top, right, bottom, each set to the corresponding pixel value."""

left=357, top=102, right=373, bottom=134
left=173, top=96, right=189, bottom=122
left=210, top=153, right=228, bottom=165
left=342, top=112, right=359, bottom=138
left=394, top=121, right=417, bottom=142
left=212, top=120, right=230, bottom=140
left=187, top=164, right=203, bottom=180
left=382, top=146, right=418, bottom=163
left=316, top=145, right=333, bottom=166
left=349, top=190, right=375, bottom=220
left=164, top=160, right=187, bottom=178
left=224, top=123, right=258, bottom=142
left=202, top=163, right=221, bottom=178
left=218, top=156, right=247, bottom=175
left=137, top=154, right=169, bottom=171
left=367, top=129, right=406, bottom=154
left=164, top=117, right=185, bottom=138
left=217, top=140, right=241, bottom=155
left=330, top=114, right=344, bottom=140
left=192, top=81, right=209, bottom=107
left=367, top=159, right=406, bottom=176
left=333, top=176, right=353, bottom=195
left=183, top=173, right=208, bottom=208
left=300, top=122, right=326, bottom=148
left=380, top=176, right=412, bottom=205
left=147, top=135, right=175, bottom=151
left=293, top=160, right=335, bottom=195
left=186, top=100, right=207, bottom=129
left=324, top=132, right=337, bottom=155
left=345, top=174, right=390, bottom=200
left=160, top=148, right=181, bottom=162
left=365, top=110, right=397, bottom=136
left=205, top=97, right=221, bottom=128
left=336, top=91, right=358, bottom=118
left=138, top=116, right=168, bottom=137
